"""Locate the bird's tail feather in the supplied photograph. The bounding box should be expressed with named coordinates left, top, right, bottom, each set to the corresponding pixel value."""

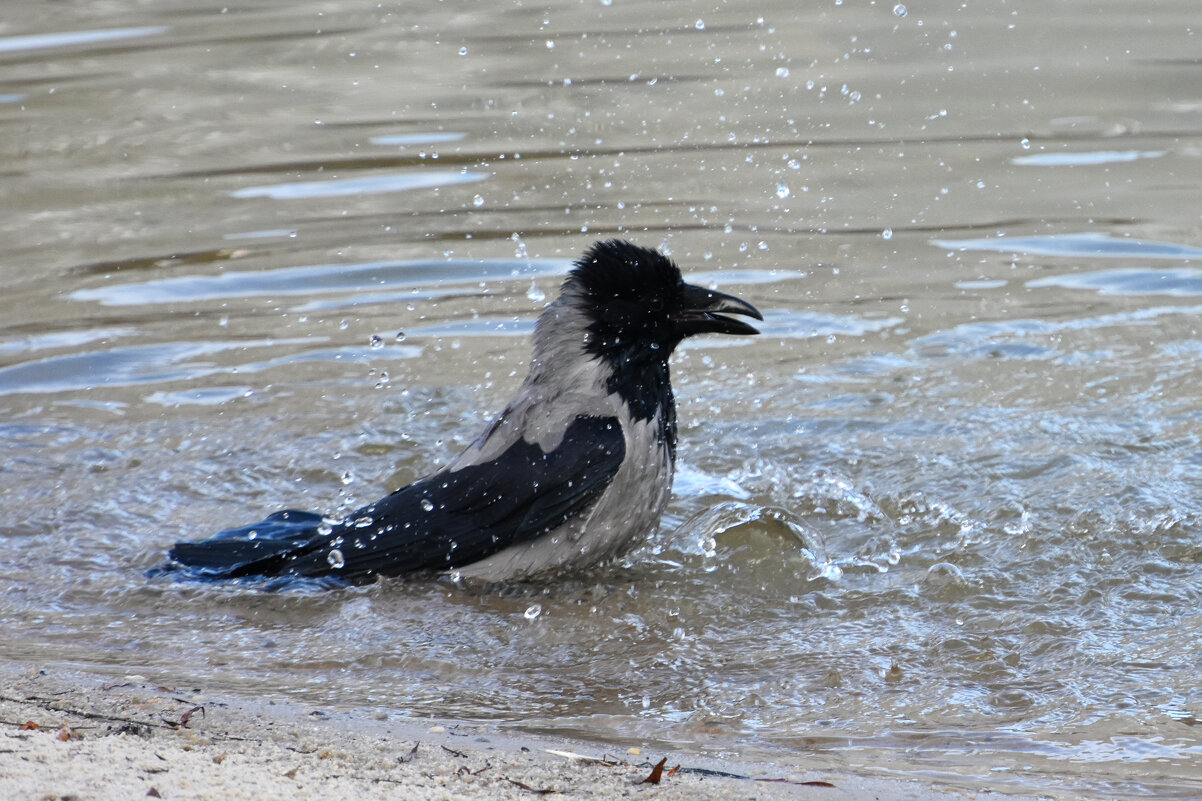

left=160, top=510, right=329, bottom=580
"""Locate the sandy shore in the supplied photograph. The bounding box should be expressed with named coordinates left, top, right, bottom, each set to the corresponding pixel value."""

left=1, top=662, right=1044, bottom=801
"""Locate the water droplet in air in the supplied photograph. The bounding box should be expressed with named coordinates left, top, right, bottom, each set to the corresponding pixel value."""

left=1020, top=137, right=1031, bottom=150
left=395, top=331, right=406, bottom=342
left=776, top=182, right=791, bottom=199
left=339, top=319, right=350, bottom=331
left=527, top=283, right=546, bottom=303
left=458, top=46, right=468, bottom=56
left=893, top=3, right=907, bottom=17
left=340, top=471, right=354, bottom=485
left=523, top=603, right=542, bottom=620
left=695, top=19, right=706, bottom=30
left=775, top=67, right=789, bottom=78
left=421, top=498, right=435, bottom=512
left=369, top=334, right=384, bottom=348
left=326, top=549, right=345, bottom=569
left=882, top=228, right=893, bottom=240
left=472, top=194, right=484, bottom=207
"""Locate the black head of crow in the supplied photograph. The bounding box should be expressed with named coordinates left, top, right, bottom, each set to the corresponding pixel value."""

left=161, top=239, right=762, bottom=586
left=571, top=238, right=761, bottom=349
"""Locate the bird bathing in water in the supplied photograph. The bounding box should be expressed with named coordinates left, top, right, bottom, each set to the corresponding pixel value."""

left=160, top=240, right=762, bottom=585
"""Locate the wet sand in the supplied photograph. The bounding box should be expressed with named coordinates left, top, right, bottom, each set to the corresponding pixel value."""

left=0, top=662, right=1050, bottom=801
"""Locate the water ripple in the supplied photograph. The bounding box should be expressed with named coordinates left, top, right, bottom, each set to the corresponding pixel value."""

left=769, top=310, right=903, bottom=339
left=1028, top=267, right=1202, bottom=296
left=0, top=26, right=168, bottom=54
left=931, top=232, right=1202, bottom=260
left=230, top=170, right=488, bottom=200
left=1012, top=150, right=1165, bottom=167
left=0, top=338, right=421, bottom=396
left=69, top=257, right=568, bottom=306
left=369, top=132, right=468, bottom=146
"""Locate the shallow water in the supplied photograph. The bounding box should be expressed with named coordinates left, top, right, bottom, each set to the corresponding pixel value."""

left=3, top=1, right=1202, bottom=796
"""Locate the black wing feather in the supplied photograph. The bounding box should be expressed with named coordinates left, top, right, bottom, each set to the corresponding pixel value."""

left=165, top=415, right=625, bottom=583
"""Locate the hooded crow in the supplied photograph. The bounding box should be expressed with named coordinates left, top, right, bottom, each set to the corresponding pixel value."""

left=163, top=239, right=762, bottom=585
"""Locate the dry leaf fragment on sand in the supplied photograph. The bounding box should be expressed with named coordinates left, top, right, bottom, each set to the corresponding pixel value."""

left=641, top=757, right=668, bottom=784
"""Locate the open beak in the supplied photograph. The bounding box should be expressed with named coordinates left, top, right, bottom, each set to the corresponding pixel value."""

left=675, top=282, right=763, bottom=337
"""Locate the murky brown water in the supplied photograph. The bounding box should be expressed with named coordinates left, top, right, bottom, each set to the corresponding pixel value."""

left=4, top=1, right=1202, bottom=796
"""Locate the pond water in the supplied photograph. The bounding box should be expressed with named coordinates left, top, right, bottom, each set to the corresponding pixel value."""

left=3, top=1, right=1202, bottom=797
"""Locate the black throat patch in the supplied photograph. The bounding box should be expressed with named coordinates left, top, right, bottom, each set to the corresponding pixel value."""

left=601, top=350, right=678, bottom=461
